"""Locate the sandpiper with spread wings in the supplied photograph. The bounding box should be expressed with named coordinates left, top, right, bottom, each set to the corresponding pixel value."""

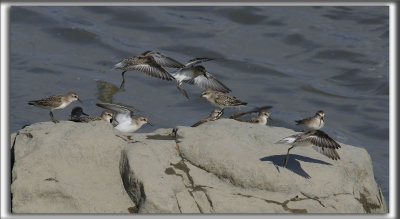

left=171, top=57, right=231, bottom=98
left=70, top=107, right=113, bottom=123
left=113, top=50, right=181, bottom=88
left=28, top=92, right=82, bottom=123
left=96, top=102, right=152, bottom=133
left=275, top=130, right=341, bottom=167
left=295, top=110, right=325, bottom=131
left=191, top=108, right=224, bottom=127
left=200, top=90, right=247, bottom=109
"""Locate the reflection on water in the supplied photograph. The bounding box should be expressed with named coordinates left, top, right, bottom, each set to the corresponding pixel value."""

left=95, top=80, right=120, bottom=103
left=10, top=6, right=389, bottom=205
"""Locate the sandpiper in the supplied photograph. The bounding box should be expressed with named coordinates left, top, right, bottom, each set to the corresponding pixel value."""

left=171, top=57, right=231, bottom=99
left=113, top=51, right=179, bottom=88
left=275, top=130, right=341, bottom=167
left=295, top=110, right=325, bottom=131
left=191, top=108, right=224, bottom=127
left=96, top=102, right=152, bottom=133
left=28, top=92, right=82, bottom=123
left=70, top=107, right=113, bottom=123
left=200, top=90, right=247, bottom=109
left=235, top=110, right=272, bottom=125
left=70, top=106, right=89, bottom=121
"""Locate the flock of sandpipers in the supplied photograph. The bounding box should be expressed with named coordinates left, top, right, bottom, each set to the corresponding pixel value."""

left=27, top=50, right=341, bottom=167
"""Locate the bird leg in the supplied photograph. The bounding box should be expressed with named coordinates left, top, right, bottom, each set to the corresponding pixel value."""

left=49, top=111, right=59, bottom=123
left=119, top=70, right=127, bottom=90
left=176, top=84, right=190, bottom=99
left=283, top=146, right=294, bottom=167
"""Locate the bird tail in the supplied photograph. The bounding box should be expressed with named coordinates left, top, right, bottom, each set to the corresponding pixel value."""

left=275, top=136, right=296, bottom=144
left=113, top=60, right=126, bottom=69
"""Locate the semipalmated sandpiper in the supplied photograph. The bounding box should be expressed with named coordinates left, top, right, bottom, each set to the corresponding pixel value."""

left=113, top=51, right=178, bottom=88
left=172, top=57, right=231, bottom=98
left=70, top=107, right=113, bottom=123
left=275, top=130, right=341, bottom=167
left=200, top=90, right=247, bottom=109
left=96, top=102, right=152, bottom=133
left=28, top=92, right=82, bottom=123
left=295, top=110, right=325, bottom=131
left=191, top=108, right=224, bottom=127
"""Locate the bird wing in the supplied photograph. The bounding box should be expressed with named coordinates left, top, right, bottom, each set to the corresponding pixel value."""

left=295, top=130, right=341, bottom=160
left=245, top=117, right=260, bottom=123
left=312, top=146, right=340, bottom=160
left=191, top=118, right=211, bottom=127
left=96, top=103, right=133, bottom=117
left=143, top=51, right=184, bottom=68
left=191, top=73, right=231, bottom=93
left=28, top=95, right=63, bottom=108
left=118, top=56, right=175, bottom=81
left=184, top=57, right=214, bottom=68
left=230, top=105, right=273, bottom=119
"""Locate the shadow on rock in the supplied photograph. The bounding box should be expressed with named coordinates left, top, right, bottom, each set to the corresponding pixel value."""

left=146, top=134, right=176, bottom=141
left=260, top=154, right=332, bottom=179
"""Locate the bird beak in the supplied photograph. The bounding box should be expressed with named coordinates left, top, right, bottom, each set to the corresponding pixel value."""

left=147, top=121, right=153, bottom=126
left=78, top=98, right=82, bottom=103
left=82, top=112, right=89, bottom=116
left=321, top=117, right=324, bottom=121
left=269, top=116, right=273, bottom=121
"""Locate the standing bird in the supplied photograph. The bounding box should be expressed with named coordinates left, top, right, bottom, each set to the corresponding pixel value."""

left=200, top=90, right=247, bottom=109
left=96, top=102, right=152, bottom=133
left=28, top=92, right=82, bottom=123
left=295, top=110, right=325, bottom=131
left=235, top=110, right=272, bottom=126
left=70, top=107, right=114, bottom=123
left=191, top=108, right=224, bottom=127
left=171, top=57, right=231, bottom=99
left=113, top=50, right=181, bottom=88
left=275, top=130, right=341, bottom=167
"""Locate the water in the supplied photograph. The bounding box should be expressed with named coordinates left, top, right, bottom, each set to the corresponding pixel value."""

left=10, top=6, right=389, bottom=206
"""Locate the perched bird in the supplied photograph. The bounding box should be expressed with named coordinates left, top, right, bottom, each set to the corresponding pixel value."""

left=235, top=110, right=272, bottom=126
left=96, top=102, right=152, bottom=133
left=70, top=107, right=113, bottom=123
left=70, top=106, right=89, bottom=121
left=171, top=57, right=231, bottom=98
left=275, top=130, right=341, bottom=167
left=200, top=90, right=247, bottom=109
left=113, top=50, right=179, bottom=88
left=295, top=110, right=325, bottom=131
left=191, top=108, right=224, bottom=127
left=28, top=92, right=81, bottom=123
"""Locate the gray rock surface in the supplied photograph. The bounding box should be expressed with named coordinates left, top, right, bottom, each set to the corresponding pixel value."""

left=11, top=121, right=135, bottom=213
left=11, top=119, right=387, bottom=213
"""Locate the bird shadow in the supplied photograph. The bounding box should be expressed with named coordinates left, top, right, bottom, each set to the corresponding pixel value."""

left=146, top=134, right=176, bottom=141
left=259, top=154, right=332, bottom=179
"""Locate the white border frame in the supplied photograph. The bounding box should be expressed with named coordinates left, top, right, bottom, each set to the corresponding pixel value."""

left=1, top=1, right=396, bottom=219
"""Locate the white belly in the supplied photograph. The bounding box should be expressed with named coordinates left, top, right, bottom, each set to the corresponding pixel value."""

left=115, top=122, right=139, bottom=133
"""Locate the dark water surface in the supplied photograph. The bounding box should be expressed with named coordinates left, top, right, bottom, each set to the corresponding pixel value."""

left=10, top=6, right=389, bottom=206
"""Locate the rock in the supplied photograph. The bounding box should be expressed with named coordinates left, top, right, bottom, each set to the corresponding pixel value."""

left=11, top=121, right=134, bottom=213
left=11, top=119, right=387, bottom=213
left=120, top=119, right=387, bottom=213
